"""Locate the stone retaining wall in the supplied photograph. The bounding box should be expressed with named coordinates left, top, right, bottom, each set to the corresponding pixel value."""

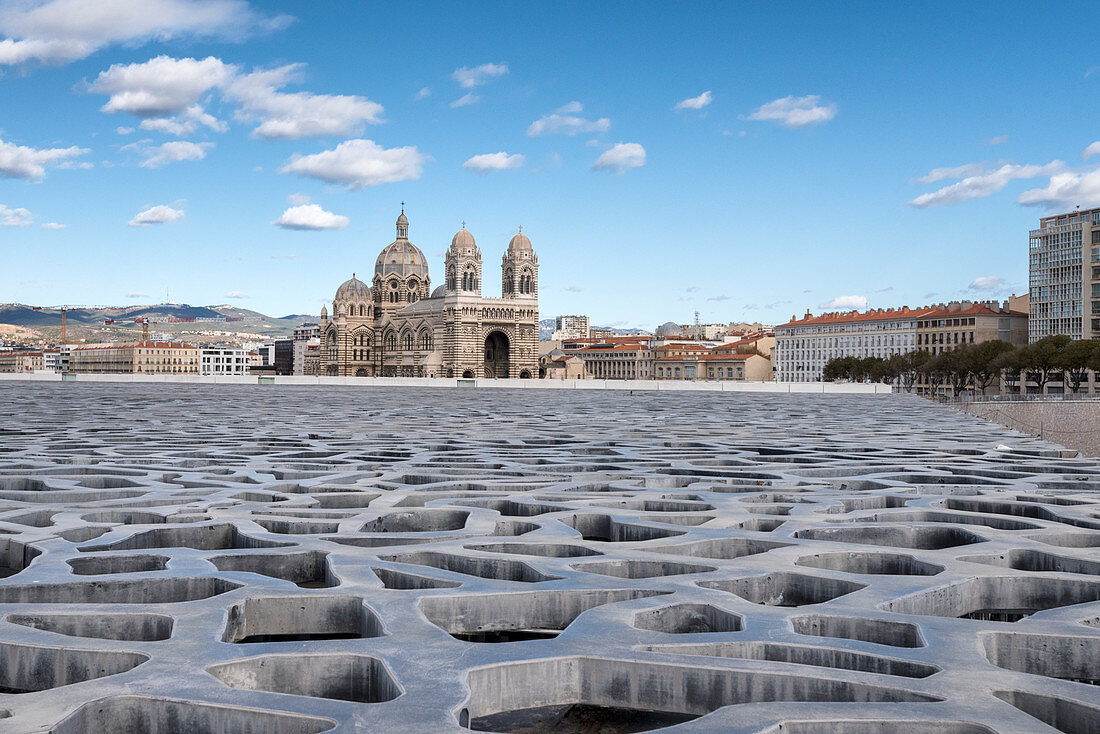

left=962, top=401, right=1100, bottom=457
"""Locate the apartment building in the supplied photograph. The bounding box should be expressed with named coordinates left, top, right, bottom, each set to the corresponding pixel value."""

left=553, top=315, right=590, bottom=340
left=200, top=347, right=251, bottom=376
left=0, top=351, right=44, bottom=373
left=1029, top=206, right=1100, bottom=341
left=70, top=342, right=200, bottom=374
left=916, top=300, right=1028, bottom=355
left=568, top=340, right=653, bottom=379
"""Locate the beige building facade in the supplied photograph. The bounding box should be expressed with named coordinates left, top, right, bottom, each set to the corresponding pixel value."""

left=916, top=300, right=1029, bottom=356
left=0, top=351, right=44, bottom=373
left=319, top=211, right=539, bottom=379
left=70, top=342, right=200, bottom=374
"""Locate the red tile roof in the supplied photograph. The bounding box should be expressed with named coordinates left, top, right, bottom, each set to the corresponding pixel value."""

left=782, top=307, right=935, bottom=327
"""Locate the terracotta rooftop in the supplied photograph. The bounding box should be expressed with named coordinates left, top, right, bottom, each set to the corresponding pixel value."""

left=72, top=341, right=197, bottom=351
left=782, top=307, right=935, bottom=327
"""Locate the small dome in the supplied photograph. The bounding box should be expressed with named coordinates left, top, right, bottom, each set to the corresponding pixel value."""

left=430, top=284, right=446, bottom=298
left=335, top=274, right=371, bottom=302
left=451, top=223, right=476, bottom=249
left=375, top=241, right=429, bottom=279
left=656, top=321, right=682, bottom=336
left=396, top=211, right=408, bottom=227
left=508, top=226, right=532, bottom=251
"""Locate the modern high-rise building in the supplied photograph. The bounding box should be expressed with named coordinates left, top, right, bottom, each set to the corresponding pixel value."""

left=554, top=315, right=590, bottom=340
left=1028, top=207, right=1100, bottom=342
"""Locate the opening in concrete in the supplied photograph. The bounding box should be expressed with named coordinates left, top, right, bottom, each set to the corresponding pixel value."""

left=211, top=550, right=337, bottom=588
left=755, top=721, right=995, bottom=734
left=49, top=695, right=336, bottom=734
left=0, top=538, right=41, bottom=578
left=68, top=554, right=169, bottom=575
left=1030, top=531, right=1100, bottom=548
left=380, top=551, right=561, bottom=583
left=0, top=640, right=147, bottom=693
left=421, top=589, right=669, bottom=642
left=702, top=572, right=866, bottom=607
left=791, top=614, right=924, bottom=647
left=460, top=656, right=941, bottom=731
left=796, top=551, right=944, bottom=576
left=993, top=690, right=1100, bottom=734
left=81, top=523, right=293, bottom=552
left=647, top=537, right=790, bottom=559
left=794, top=525, right=986, bottom=550
left=208, top=653, right=400, bottom=704
left=223, top=595, right=384, bottom=643
left=309, top=492, right=380, bottom=508
left=960, top=549, right=1100, bottom=576
left=882, top=576, right=1100, bottom=622
left=845, top=509, right=1040, bottom=531
left=81, top=510, right=168, bottom=524
left=7, top=612, right=173, bottom=641
left=983, top=631, right=1100, bottom=685
left=642, top=640, right=939, bottom=678
left=559, top=514, right=685, bottom=542
left=633, top=603, right=743, bottom=634
left=360, top=509, right=470, bottom=532
left=372, top=566, right=462, bottom=589
left=463, top=542, right=602, bottom=557
left=0, top=577, right=240, bottom=604
left=571, top=559, right=717, bottom=579
left=253, top=518, right=341, bottom=535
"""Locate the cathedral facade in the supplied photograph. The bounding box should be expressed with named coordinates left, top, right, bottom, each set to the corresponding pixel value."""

left=319, top=210, right=540, bottom=379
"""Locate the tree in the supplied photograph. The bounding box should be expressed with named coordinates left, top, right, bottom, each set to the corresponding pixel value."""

left=898, top=350, right=930, bottom=393
left=1057, top=339, right=1100, bottom=394
left=871, top=355, right=900, bottom=385
left=823, top=356, right=855, bottom=381
left=921, top=352, right=949, bottom=398
left=992, top=348, right=1024, bottom=395
left=970, top=340, right=1015, bottom=395
left=940, top=346, right=972, bottom=397
left=1021, top=335, right=1071, bottom=393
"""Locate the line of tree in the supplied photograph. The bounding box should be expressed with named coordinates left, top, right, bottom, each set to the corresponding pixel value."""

left=822, top=336, right=1100, bottom=396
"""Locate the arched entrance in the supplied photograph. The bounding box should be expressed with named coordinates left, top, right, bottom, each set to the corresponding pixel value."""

left=519, top=369, right=532, bottom=379
left=483, top=331, right=509, bottom=378
left=355, top=368, right=368, bottom=377
left=462, top=369, right=474, bottom=378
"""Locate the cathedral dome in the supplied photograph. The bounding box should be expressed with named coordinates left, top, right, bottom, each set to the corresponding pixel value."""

left=656, top=321, right=682, bottom=337
left=430, top=284, right=446, bottom=299
left=508, top=227, right=532, bottom=252
left=375, top=241, right=429, bottom=279
left=451, top=224, right=476, bottom=249
left=335, top=274, right=371, bottom=301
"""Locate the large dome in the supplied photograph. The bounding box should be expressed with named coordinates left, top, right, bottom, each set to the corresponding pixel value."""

left=451, top=224, right=476, bottom=249
left=508, top=228, right=532, bottom=252
left=430, top=284, right=446, bottom=299
left=375, top=241, right=429, bottom=279
left=656, top=321, right=682, bottom=336
left=335, top=274, right=371, bottom=301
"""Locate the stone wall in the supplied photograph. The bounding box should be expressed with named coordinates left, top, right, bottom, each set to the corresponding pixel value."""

left=962, top=400, right=1100, bottom=457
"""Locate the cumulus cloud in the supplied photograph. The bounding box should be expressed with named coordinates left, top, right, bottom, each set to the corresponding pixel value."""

left=88, top=55, right=233, bottom=117
left=128, top=204, right=184, bottom=227
left=224, top=290, right=247, bottom=298
left=820, top=295, right=867, bottom=310
left=272, top=203, right=349, bottom=231
left=1082, top=142, right=1100, bottom=161
left=0, top=138, right=89, bottom=180
left=986, top=134, right=1009, bottom=145
left=747, top=95, right=837, bottom=128
left=1017, top=166, right=1100, bottom=210
left=969, top=275, right=1005, bottom=291
left=528, top=102, right=610, bottom=137
left=128, top=140, right=211, bottom=168
left=224, top=64, right=384, bottom=139
left=674, top=90, right=712, bottom=111
left=909, top=161, right=1063, bottom=208
left=415, top=86, right=430, bottom=99
left=592, top=142, right=646, bottom=173
left=463, top=152, right=524, bottom=173
left=139, top=104, right=226, bottom=136
left=280, top=139, right=427, bottom=190
left=917, top=162, right=990, bottom=184
left=450, top=92, right=479, bottom=108
left=0, top=204, right=33, bottom=227
left=452, top=62, right=508, bottom=88
left=0, top=0, right=290, bottom=67
left=125, top=291, right=149, bottom=298
left=286, top=192, right=311, bottom=205
left=41, top=222, right=65, bottom=229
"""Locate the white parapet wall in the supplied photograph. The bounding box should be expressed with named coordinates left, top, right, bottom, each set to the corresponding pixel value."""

left=0, top=372, right=890, bottom=393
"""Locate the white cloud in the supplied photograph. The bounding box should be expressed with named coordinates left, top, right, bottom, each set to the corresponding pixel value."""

left=89, top=55, right=234, bottom=117
left=592, top=142, right=646, bottom=173
left=0, top=0, right=289, bottom=66
left=747, top=94, right=837, bottom=128
left=139, top=104, right=226, bottom=136
left=286, top=192, right=311, bottom=205
left=127, top=140, right=211, bottom=168
left=463, top=152, right=524, bottom=173
left=909, top=161, right=1063, bottom=208
left=116, top=126, right=134, bottom=135
left=125, top=291, right=149, bottom=298
left=986, top=134, right=1009, bottom=145
left=674, top=90, right=712, bottom=111
left=128, top=204, right=184, bottom=227
left=820, top=295, right=867, bottom=310
left=224, top=290, right=247, bottom=298
left=969, top=276, right=1005, bottom=290
left=452, top=62, right=508, bottom=89
left=41, top=222, right=65, bottom=229
left=527, top=102, right=611, bottom=137
left=224, top=64, right=384, bottom=139
left=917, top=162, right=989, bottom=184
left=415, top=86, right=431, bottom=99
left=450, top=93, right=479, bottom=108
left=1017, top=166, right=1100, bottom=210
left=1082, top=142, right=1100, bottom=161
left=0, top=204, right=32, bottom=227
left=280, top=139, right=427, bottom=190
left=0, top=138, right=88, bottom=181
left=270, top=253, right=298, bottom=260
left=272, top=203, right=349, bottom=231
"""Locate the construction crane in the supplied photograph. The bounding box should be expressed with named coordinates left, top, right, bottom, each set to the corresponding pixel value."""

left=31, top=305, right=114, bottom=344
left=104, top=315, right=264, bottom=341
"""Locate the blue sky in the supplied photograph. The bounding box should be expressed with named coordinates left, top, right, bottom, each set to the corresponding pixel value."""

left=2, top=1, right=1099, bottom=328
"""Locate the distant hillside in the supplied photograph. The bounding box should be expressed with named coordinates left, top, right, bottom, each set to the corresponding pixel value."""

left=0, top=303, right=316, bottom=346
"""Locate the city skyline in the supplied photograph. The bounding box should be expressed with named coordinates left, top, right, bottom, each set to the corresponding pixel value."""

left=2, top=1, right=1098, bottom=328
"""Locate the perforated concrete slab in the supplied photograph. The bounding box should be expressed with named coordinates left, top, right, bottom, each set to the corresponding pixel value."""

left=0, top=383, right=1098, bottom=733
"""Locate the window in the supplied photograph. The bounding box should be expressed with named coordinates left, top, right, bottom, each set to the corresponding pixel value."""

left=403, top=333, right=413, bottom=351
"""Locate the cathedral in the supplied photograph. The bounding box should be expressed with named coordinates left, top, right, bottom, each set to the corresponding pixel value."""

left=319, top=209, right=540, bottom=378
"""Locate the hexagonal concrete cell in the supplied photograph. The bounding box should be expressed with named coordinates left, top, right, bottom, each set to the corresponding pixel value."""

left=881, top=576, right=1100, bottom=622
left=49, top=695, right=336, bottom=734
left=459, top=656, right=941, bottom=731
left=7, top=612, right=174, bottom=641
left=210, top=550, right=337, bottom=588
left=462, top=542, right=602, bottom=558
left=223, top=595, right=385, bottom=643
left=982, top=631, right=1100, bottom=685
left=701, top=571, right=867, bottom=607
left=959, top=548, right=1100, bottom=576
left=207, top=653, right=401, bottom=704
left=754, top=721, right=996, bottom=734
left=379, top=551, right=561, bottom=583
left=993, top=690, right=1100, bottom=734
left=0, top=577, right=240, bottom=604
left=570, top=559, right=717, bottom=579
left=360, top=509, right=470, bottom=532
left=794, top=525, right=987, bottom=550
left=646, top=536, right=791, bottom=559
left=420, top=589, right=670, bottom=642
left=791, top=614, right=925, bottom=648
left=558, top=514, right=685, bottom=542
left=0, top=640, right=147, bottom=693
left=80, top=524, right=293, bottom=552
left=67, top=554, right=169, bottom=575
left=795, top=551, right=945, bottom=576
left=632, top=603, right=743, bottom=634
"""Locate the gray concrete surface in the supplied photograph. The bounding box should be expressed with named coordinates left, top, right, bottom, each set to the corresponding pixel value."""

left=962, top=400, right=1100, bottom=458
left=0, top=383, right=1095, bottom=733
